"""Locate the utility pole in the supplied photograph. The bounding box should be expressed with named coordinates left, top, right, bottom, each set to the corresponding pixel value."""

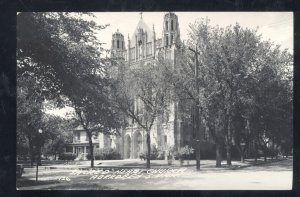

left=188, top=45, right=201, bottom=171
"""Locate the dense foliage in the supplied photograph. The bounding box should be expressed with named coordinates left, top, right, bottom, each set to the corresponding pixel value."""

left=169, top=18, right=293, bottom=166
left=17, top=12, right=120, bottom=167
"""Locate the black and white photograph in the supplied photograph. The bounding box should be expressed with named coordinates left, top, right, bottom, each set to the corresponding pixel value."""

left=16, top=11, right=293, bottom=190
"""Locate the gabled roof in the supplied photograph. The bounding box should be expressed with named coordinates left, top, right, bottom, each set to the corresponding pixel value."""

left=130, top=17, right=153, bottom=46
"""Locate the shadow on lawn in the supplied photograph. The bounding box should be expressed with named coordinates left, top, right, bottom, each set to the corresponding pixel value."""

left=243, top=158, right=293, bottom=171
left=16, top=177, right=60, bottom=188
left=17, top=177, right=113, bottom=190
left=45, top=183, right=112, bottom=190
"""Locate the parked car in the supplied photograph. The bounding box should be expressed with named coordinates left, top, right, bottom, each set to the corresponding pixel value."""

left=16, top=164, right=24, bottom=178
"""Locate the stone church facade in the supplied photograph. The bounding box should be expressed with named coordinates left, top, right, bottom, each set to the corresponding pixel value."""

left=110, top=12, right=200, bottom=159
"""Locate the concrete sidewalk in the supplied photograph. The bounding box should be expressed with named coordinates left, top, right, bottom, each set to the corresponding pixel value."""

left=29, top=157, right=289, bottom=171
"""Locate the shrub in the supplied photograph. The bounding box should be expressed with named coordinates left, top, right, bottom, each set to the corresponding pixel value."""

left=176, top=145, right=194, bottom=160
left=166, top=145, right=176, bottom=160
left=58, top=153, right=76, bottom=161
left=139, top=145, right=165, bottom=160
left=86, top=148, right=121, bottom=160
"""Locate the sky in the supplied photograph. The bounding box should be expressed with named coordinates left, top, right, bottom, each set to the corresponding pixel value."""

left=47, top=12, right=293, bottom=117
left=93, top=12, right=293, bottom=53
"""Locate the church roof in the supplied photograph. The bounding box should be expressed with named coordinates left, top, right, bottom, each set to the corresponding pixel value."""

left=130, top=15, right=153, bottom=46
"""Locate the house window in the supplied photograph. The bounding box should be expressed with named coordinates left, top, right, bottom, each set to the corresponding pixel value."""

left=66, top=146, right=73, bottom=153
left=164, top=135, right=167, bottom=146
left=165, top=21, right=168, bottom=30
left=171, top=20, right=174, bottom=31
left=117, top=40, right=119, bottom=48
left=171, top=35, right=173, bottom=44
left=77, top=132, right=80, bottom=141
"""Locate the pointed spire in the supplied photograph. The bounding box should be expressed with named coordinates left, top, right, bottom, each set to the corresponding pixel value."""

left=153, top=24, right=155, bottom=31
left=140, top=12, right=143, bottom=19
left=128, top=34, right=130, bottom=40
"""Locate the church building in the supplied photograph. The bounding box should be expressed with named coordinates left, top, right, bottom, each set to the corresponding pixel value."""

left=110, top=12, right=201, bottom=159
left=65, top=12, right=210, bottom=160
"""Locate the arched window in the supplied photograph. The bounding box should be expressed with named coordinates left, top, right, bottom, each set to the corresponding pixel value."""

left=117, top=40, right=119, bottom=48
left=164, top=135, right=168, bottom=147
left=171, top=20, right=174, bottom=31
left=166, top=35, right=168, bottom=46
left=165, top=21, right=168, bottom=30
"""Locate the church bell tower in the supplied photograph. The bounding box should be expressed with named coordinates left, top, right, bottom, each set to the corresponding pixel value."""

left=163, top=12, right=180, bottom=48
left=111, top=29, right=125, bottom=59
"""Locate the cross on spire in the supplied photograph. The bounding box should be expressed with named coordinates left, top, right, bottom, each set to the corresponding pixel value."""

left=140, top=12, right=143, bottom=19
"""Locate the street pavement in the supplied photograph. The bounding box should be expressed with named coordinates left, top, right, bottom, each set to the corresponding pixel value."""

left=17, top=157, right=293, bottom=190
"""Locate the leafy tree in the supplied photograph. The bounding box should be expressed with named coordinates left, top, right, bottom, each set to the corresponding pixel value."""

left=42, top=114, right=74, bottom=160
left=111, top=59, right=172, bottom=169
left=168, top=19, right=229, bottom=167
left=249, top=43, right=293, bottom=161
left=17, top=12, right=120, bottom=167
left=17, top=74, right=44, bottom=166
left=170, top=18, right=293, bottom=167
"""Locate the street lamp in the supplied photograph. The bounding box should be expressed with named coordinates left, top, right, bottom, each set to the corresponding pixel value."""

left=36, top=129, right=43, bottom=182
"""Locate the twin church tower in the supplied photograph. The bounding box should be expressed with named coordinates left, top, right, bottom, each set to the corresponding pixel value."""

left=110, top=12, right=181, bottom=65
left=109, top=12, right=192, bottom=159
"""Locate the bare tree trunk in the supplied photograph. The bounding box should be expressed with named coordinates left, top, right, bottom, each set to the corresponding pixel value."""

left=263, top=146, right=267, bottom=162
left=146, top=132, right=151, bottom=169
left=236, top=145, right=245, bottom=163
left=28, top=138, right=34, bottom=167
left=241, top=154, right=244, bottom=163
left=226, top=142, right=232, bottom=165
left=87, top=132, right=94, bottom=168
left=275, top=144, right=278, bottom=160
left=225, top=113, right=232, bottom=166
left=271, top=139, right=274, bottom=160
left=254, top=139, right=258, bottom=162
left=216, top=141, right=222, bottom=167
